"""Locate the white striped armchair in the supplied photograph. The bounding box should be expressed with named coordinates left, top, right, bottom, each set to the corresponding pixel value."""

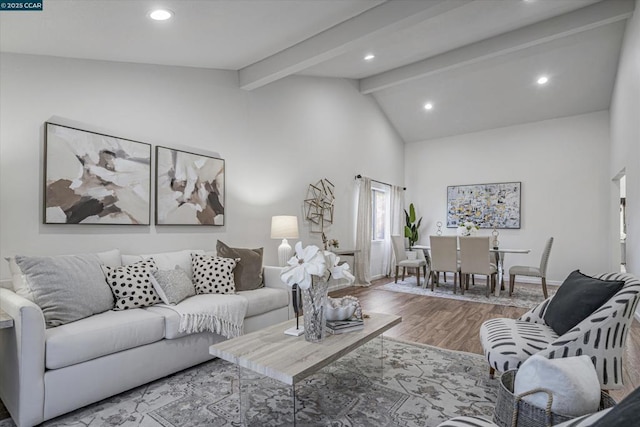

left=437, top=409, right=611, bottom=427
left=479, top=272, right=640, bottom=390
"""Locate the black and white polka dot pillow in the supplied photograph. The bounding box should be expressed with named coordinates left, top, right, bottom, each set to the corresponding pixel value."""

left=103, top=259, right=161, bottom=310
left=191, top=254, right=238, bottom=295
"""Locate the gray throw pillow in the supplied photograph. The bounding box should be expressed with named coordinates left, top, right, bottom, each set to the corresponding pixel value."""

left=216, top=240, right=263, bottom=291
left=151, top=267, right=196, bottom=305
left=15, top=254, right=115, bottom=328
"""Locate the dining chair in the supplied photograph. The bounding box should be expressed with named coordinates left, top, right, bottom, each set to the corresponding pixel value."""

left=509, top=237, right=554, bottom=299
left=429, top=235, right=460, bottom=292
left=391, top=235, right=427, bottom=287
left=458, top=236, right=497, bottom=297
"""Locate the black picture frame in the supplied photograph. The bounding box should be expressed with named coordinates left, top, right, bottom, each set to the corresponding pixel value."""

left=155, top=146, right=225, bottom=225
left=44, top=122, right=151, bottom=225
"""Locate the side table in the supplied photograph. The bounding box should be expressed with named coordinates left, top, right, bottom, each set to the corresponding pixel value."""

left=0, top=308, right=14, bottom=329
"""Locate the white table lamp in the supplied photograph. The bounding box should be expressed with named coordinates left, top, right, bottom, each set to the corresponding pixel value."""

left=271, top=216, right=299, bottom=267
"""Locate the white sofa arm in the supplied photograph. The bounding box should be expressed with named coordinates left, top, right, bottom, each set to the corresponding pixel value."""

left=263, top=266, right=295, bottom=319
left=0, top=288, right=46, bottom=427
left=263, top=266, right=286, bottom=290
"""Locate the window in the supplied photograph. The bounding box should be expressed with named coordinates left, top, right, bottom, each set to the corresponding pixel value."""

left=372, top=188, right=386, bottom=241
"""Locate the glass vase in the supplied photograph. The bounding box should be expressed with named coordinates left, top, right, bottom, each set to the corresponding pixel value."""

left=301, top=278, right=329, bottom=343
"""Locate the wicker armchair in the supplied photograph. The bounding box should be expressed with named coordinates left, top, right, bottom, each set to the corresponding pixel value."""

left=479, top=272, right=640, bottom=390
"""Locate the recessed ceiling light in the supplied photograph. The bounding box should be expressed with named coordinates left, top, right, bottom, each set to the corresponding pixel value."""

left=149, top=9, right=173, bottom=21
left=424, top=102, right=434, bottom=111
left=364, top=54, right=375, bottom=61
left=537, top=76, right=549, bottom=85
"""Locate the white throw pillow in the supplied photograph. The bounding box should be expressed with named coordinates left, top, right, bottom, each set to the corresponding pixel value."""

left=6, top=256, right=34, bottom=302
left=95, top=249, right=122, bottom=268
left=122, top=249, right=205, bottom=280
left=514, top=355, right=601, bottom=417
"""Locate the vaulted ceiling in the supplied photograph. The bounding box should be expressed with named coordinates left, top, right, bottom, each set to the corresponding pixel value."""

left=1, top=0, right=634, bottom=142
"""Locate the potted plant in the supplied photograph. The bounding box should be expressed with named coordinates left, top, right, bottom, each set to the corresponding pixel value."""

left=404, top=203, right=422, bottom=251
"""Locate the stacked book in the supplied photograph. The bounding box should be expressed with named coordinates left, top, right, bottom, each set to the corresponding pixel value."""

left=325, top=319, right=364, bottom=335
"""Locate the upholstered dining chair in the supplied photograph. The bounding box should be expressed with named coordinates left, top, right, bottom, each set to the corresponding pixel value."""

left=391, top=235, right=427, bottom=287
left=429, top=235, right=460, bottom=292
left=459, top=236, right=497, bottom=297
left=479, top=272, right=640, bottom=390
left=509, top=237, right=554, bottom=299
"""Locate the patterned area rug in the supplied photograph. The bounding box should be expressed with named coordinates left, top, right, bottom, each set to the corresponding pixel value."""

left=0, top=338, right=498, bottom=427
left=382, top=276, right=556, bottom=309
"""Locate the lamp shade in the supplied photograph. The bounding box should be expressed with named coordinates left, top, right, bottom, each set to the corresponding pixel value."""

left=271, top=216, right=299, bottom=239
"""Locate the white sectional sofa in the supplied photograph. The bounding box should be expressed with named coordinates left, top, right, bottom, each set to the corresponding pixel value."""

left=0, top=249, right=291, bottom=427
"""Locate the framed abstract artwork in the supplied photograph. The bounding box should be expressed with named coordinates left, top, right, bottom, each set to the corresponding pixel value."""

left=447, top=181, right=521, bottom=229
left=155, top=146, right=225, bottom=225
left=44, top=122, right=151, bottom=225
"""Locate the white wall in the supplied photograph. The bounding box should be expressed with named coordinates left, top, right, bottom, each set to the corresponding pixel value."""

left=0, top=53, right=405, bottom=279
left=405, top=111, right=611, bottom=284
left=610, top=0, right=640, bottom=318
left=610, top=0, right=640, bottom=276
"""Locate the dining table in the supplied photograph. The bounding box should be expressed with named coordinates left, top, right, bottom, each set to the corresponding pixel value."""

left=412, top=244, right=531, bottom=297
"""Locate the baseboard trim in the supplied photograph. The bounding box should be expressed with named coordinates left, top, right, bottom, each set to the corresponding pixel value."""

left=328, top=282, right=354, bottom=292
left=512, top=276, right=562, bottom=286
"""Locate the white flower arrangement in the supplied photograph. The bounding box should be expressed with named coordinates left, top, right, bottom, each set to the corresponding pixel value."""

left=280, top=242, right=355, bottom=290
left=457, top=221, right=479, bottom=236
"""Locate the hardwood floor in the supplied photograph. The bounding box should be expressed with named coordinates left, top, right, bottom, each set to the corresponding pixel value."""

left=331, top=275, right=640, bottom=402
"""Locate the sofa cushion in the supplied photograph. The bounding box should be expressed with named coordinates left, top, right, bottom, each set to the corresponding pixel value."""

left=122, top=249, right=204, bottom=280
left=144, top=305, right=188, bottom=339
left=544, top=270, right=624, bottom=335
left=216, top=240, right=264, bottom=291
left=480, top=317, right=559, bottom=373
left=242, top=287, right=289, bottom=318
left=145, top=287, right=288, bottom=338
left=104, top=260, right=161, bottom=310
left=191, top=254, right=237, bottom=294
left=14, top=253, right=115, bottom=328
left=151, top=267, right=196, bottom=305
left=45, top=308, right=165, bottom=369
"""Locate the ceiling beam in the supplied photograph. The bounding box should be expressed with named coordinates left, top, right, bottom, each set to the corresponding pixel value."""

left=359, top=0, right=635, bottom=94
left=238, top=0, right=473, bottom=91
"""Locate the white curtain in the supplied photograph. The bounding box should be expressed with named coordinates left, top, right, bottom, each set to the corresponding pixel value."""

left=385, top=185, right=405, bottom=276
left=354, top=177, right=372, bottom=286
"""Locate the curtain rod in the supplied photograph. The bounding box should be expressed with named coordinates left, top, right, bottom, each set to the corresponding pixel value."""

left=355, top=174, right=406, bottom=190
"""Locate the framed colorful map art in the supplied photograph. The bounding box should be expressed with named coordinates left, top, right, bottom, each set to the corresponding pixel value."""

left=447, top=182, right=521, bottom=229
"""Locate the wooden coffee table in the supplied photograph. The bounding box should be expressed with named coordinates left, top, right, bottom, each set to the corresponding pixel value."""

left=209, top=312, right=401, bottom=424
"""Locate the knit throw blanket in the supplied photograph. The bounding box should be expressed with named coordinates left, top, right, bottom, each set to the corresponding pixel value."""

left=161, top=294, right=248, bottom=338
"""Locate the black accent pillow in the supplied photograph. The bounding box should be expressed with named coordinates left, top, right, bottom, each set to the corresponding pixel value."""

left=216, top=240, right=264, bottom=291
left=543, top=270, right=624, bottom=335
left=591, top=385, right=640, bottom=426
